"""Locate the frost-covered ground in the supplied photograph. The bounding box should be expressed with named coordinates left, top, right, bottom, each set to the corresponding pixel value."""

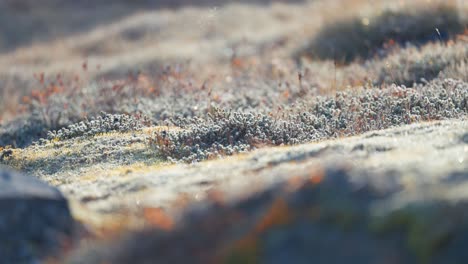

left=67, top=119, right=468, bottom=263
left=8, top=119, right=467, bottom=216
left=0, top=0, right=467, bottom=263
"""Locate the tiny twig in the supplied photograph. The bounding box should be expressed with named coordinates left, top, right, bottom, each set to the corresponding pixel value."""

left=298, top=72, right=304, bottom=95
left=435, top=28, right=442, bottom=42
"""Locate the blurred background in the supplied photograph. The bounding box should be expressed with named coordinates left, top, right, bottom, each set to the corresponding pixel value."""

left=0, top=0, right=312, bottom=122
left=0, top=0, right=305, bottom=53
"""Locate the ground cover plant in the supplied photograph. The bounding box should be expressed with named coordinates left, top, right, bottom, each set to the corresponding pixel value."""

left=150, top=78, right=468, bottom=162
left=47, top=112, right=150, bottom=141
left=0, top=0, right=467, bottom=263
left=1, top=39, right=467, bottom=149
left=296, top=3, right=468, bottom=63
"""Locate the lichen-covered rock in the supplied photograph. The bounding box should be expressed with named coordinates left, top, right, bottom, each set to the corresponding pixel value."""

left=0, top=167, right=74, bottom=263
left=64, top=120, right=468, bottom=264
left=66, top=166, right=468, bottom=264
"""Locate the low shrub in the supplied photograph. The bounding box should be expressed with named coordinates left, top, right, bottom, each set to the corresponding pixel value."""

left=296, top=5, right=467, bottom=63
left=151, top=78, right=468, bottom=162
left=47, top=112, right=150, bottom=140
left=150, top=108, right=321, bottom=162
left=372, top=42, right=468, bottom=86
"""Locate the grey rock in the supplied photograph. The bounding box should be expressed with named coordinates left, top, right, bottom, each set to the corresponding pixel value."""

left=0, top=167, right=74, bottom=263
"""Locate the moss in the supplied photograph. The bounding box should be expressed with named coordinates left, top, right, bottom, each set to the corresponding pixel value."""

left=47, top=112, right=150, bottom=141
left=2, top=128, right=165, bottom=176
left=149, top=79, right=468, bottom=163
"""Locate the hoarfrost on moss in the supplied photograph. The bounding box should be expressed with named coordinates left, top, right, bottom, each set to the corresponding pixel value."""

left=151, top=78, right=468, bottom=163
left=47, top=112, right=150, bottom=140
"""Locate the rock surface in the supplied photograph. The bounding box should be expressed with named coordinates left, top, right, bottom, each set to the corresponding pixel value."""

left=63, top=119, right=468, bottom=263
left=0, top=167, right=74, bottom=263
